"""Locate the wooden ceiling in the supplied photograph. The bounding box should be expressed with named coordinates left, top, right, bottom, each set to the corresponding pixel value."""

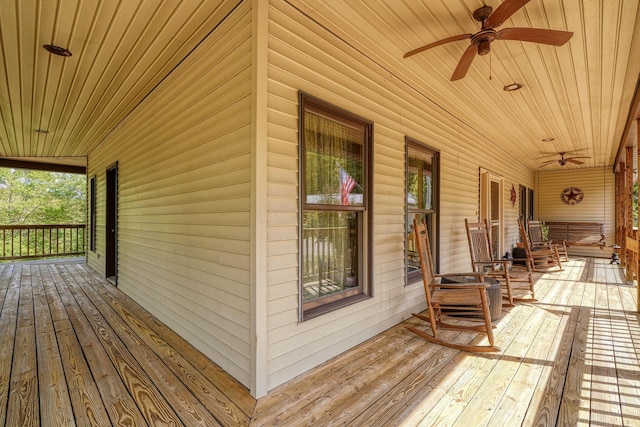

left=0, top=0, right=236, bottom=159
left=1, top=0, right=639, bottom=172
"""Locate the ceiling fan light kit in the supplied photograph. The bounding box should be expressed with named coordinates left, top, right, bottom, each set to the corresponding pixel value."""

left=404, top=0, right=573, bottom=81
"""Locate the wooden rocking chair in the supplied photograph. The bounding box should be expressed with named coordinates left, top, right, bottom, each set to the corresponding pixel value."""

left=465, top=219, right=536, bottom=305
left=528, top=220, right=569, bottom=262
left=518, top=219, right=563, bottom=272
left=407, top=218, right=500, bottom=353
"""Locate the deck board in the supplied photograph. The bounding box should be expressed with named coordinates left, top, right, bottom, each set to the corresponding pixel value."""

left=0, top=258, right=638, bottom=426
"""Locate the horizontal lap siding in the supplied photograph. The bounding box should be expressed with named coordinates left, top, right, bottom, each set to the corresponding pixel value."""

left=87, top=2, right=253, bottom=387
left=265, top=0, right=533, bottom=390
left=537, top=168, right=615, bottom=258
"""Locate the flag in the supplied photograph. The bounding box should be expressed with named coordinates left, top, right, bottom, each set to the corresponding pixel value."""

left=339, top=167, right=356, bottom=205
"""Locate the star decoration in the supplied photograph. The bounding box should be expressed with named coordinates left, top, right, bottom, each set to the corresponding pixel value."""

left=561, top=187, right=584, bottom=205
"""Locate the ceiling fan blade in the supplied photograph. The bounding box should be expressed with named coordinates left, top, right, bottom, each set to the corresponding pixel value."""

left=451, top=44, right=477, bottom=81
left=539, top=160, right=557, bottom=167
left=403, top=34, right=472, bottom=58
left=497, top=27, right=573, bottom=46
left=566, top=156, right=591, bottom=160
left=565, top=159, right=585, bottom=165
left=484, top=0, right=531, bottom=29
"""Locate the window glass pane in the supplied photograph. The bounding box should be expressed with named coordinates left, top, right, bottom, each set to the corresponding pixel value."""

left=406, top=140, right=438, bottom=284
left=304, top=112, right=363, bottom=206
left=407, top=212, right=429, bottom=276
left=528, top=189, right=534, bottom=220
left=490, top=181, right=500, bottom=220
left=407, top=148, right=433, bottom=211
left=302, top=211, right=359, bottom=303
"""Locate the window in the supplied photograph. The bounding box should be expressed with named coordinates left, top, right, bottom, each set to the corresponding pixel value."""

left=299, top=93, right=372, bottom=320
left=519, top=185, right=534, bottom=222
left=89, top=175, right=97, bottom=252
left=480, top=169, right=503, bottom=258
left=406, top=139, right=439, bottom=283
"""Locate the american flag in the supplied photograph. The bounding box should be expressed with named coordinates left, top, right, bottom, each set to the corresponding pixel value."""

left=339, top=167, right=356, bottom=205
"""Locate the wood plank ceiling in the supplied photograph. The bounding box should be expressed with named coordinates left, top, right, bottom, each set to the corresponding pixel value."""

left=1, top=0, right=639, bottom=172
left=0, top=0, right=238, bottom=160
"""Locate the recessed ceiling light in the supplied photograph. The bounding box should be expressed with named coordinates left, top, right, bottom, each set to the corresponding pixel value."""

left=542, top=137, right=555, bottom=142
left=503, top=82, right=523, bottom=92
left=43, top=44, right=72, bottom=57
left=35, top=129, right=49, bottom=134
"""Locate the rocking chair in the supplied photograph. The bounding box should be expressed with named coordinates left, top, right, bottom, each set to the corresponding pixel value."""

left=465, top=219, right=536, bottom=305
left=407, top=218, right=500, bottom=353
left=528, top=220, right=569, bottom=262
left=518, top=219, right=563, bottom=272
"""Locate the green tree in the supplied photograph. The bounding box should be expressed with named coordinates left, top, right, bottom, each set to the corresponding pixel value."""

left=0, top=168, right=86, bottom=224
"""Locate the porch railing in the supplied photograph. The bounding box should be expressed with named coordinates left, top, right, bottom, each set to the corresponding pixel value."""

left=0, top=224, right=86, bottom=261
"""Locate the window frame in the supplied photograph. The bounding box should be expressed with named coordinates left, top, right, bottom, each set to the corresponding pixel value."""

left=298, top=92, right=373, bottom=320
left=89, top=175, right=97, bottom=252
left=405, top=138, right=440, bottom=283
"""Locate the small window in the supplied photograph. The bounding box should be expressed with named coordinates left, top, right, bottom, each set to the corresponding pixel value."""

left=299, top=93, right=372, bottom=320
left=89, top=175, right=97, bottom=252
left=406, top=139, right=439, bottom=283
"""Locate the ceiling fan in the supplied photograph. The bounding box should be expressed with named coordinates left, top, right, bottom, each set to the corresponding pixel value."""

left=539, top=152, right=591, bottom=167
left=403, top=0, right=573, bottom=81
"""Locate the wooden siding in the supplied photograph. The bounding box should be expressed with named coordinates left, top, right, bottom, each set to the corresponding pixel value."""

left=87, top=1, right=254, bottom=387
left=265, top=0, right=536, bottom=391
left=536, top=167, right=615, bottom=258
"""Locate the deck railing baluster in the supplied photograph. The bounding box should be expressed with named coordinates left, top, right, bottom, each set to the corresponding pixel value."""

left=0, top=224, right=86, bottom=261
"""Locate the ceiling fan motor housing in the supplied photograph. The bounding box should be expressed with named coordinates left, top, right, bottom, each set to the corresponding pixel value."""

left=472, top=30, right=497, bottom=55
left=473, top=6, right=493, bottom=23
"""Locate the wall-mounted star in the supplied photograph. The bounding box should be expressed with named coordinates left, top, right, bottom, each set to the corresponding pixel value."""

left=561, top=187, right=584, bottom=205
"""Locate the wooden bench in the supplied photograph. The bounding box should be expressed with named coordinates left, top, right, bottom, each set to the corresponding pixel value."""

left=545, top=221, right=606, bottom=249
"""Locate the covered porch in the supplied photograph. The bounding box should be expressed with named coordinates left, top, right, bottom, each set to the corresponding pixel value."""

left=1, top=257, right=638, bottom=426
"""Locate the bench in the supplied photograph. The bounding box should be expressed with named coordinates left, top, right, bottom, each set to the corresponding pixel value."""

left=545, top=221, right=606, bottom=249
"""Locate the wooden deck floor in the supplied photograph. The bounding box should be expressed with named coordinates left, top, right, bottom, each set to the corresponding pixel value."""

left=1, top=258, right=639, bottom=426
left=0, top=261, right=255, bottom=426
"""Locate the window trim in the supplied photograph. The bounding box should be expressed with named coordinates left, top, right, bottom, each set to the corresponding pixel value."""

left=405, top=137, right=440, bottom=283
left=89, top=175, right=97, bottom=252
left=298, top=92, right=374, bottom=320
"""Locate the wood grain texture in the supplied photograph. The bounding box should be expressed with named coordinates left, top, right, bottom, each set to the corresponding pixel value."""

left=251, top=257, right=640, bottom=426
left=0, top=258, right=637, bottom=426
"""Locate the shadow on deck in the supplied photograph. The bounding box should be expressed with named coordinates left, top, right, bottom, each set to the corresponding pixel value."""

left=0, top=258, right=638, bottom=426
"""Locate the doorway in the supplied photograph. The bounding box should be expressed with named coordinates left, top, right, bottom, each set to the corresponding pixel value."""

left=105, top=163, right=118, bottom=283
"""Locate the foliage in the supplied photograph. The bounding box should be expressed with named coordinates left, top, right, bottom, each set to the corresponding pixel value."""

left=540, top=223, right=549, bottom=241
left=0, top=168, right=86, bottom=224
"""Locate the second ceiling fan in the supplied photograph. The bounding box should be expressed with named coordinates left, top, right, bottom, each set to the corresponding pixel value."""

left=404, top=0, right=573, bottom=81
left=540, top=152, right=591, bottom=167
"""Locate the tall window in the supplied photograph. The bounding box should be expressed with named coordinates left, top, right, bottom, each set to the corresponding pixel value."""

left=519, top=185, right=534, bottom=222
left=89, top=175, right=97, bottom=252
left=299, top=93, right=372, bottom=320
left=480, top=169, right=503, bottom=259
left=406, top=139, right=439, bottom=283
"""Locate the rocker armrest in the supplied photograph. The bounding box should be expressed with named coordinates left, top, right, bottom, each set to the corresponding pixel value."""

left=531, top=241, right=553, bottom=247
left=472, top=260, right=510, bottom=266
left=473, top=260, right=512, bottom=270
left=435, top=283, right=489, bottom=290
left=435, top=272, right=486, bottom=281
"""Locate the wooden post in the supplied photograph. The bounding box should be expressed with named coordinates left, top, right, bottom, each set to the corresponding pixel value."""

left=625, top=147, right=634, bottom=270
left=637, top=119, right=640, bottom=312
